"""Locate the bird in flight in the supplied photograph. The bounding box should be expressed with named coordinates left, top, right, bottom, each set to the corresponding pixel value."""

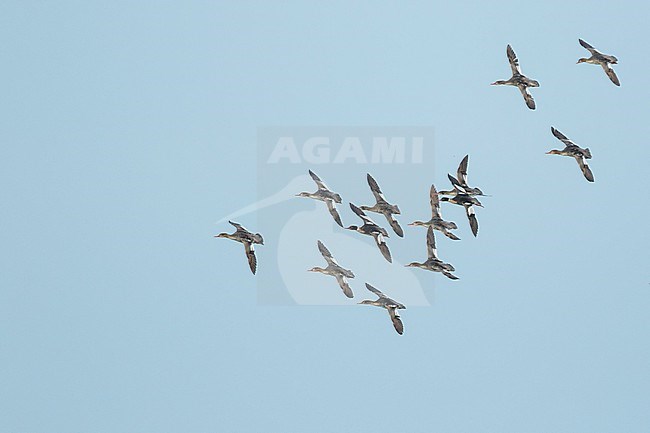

left=360, top=173, right=404, bottom=237
left=546, top=127, right=594, bottom=182
left=346, top=203, right=393, bottom=263
left=409, top=184, right=460, bottom=241
left=214, top=221, right=264, bottom=274
left=491, top=44, right=540, bottom=110
left=296, top=170, right=344, bottom=227
left=406, top=226, right=459, bottom=280
left=308, top=240, right=356, bottom=298
left=358, top=283, right=406, bottom=335
left=577, top=39, right=620, bottom=86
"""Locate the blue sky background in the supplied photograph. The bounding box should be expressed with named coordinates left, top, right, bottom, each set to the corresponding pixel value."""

left=1, top=1, right=649, bottom=432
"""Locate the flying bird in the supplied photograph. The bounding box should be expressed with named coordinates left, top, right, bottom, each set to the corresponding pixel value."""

left=406, top=226, right=458, bottom=280
left=308, top=240, right=356, bottom=298
left=409, top=184, right=460, bottom=241
left=346, top=203, right=392, bottom=263
left=440, top=177, right=483, bottom=237
left=360, top=173, right=404, bottom=237
left=577, top=39, right=620, bottom=86
left=439, top=155, right=486, bottom=197
left=214, top=221, right=264, bottom=274
left=296, top=170, right=344, bottom=227
left=546, top=127, right=594, bottom=182
left=358, top=283, right=406, bottom=335
left=491, top=44, right=540, bottom=110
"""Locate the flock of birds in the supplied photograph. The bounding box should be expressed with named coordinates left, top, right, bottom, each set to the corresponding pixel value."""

left=216, top=39, right=620, bottom=334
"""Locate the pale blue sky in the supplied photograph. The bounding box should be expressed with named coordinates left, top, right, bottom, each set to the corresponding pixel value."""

left=1, top=1, right=649, bottom=432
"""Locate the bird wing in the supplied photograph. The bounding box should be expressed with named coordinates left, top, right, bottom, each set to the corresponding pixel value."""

left=574, top=156, right=595, bottom=182
left=442, top=271, right=459, bottom=280
left=456, top=155, right=470, bottom=186
left=309, top=170, right=330, bottom=190
left=374, top=233, right=392, bottom=263
left=601, top=63, right=620, bottom=86
left=442, top=229, right=461, bottom=241
left=466, top=206, right=479, bottom=237
left=366, top=173, right=386, bottom=203
left=326, top=200, right=343, bottom=227
left=518, top=85, right=536, bottom=110
left=551, top=127, right=575, bottom=147
left=244, top=241, right=257, bottom=274
left=384, top=213, right=404, bottom=238
left=387, top=307, right=404, bottom=335
left=317, top=240, right=338, bottom=267
left=229, top=220, right=247, bottom=233
left=365, top=282, right=386, bottom=298
left=579, top=38, right=598, bottom=55
left=426, top=225, right=438, bottom=259
left=447, top=173, right=467, bottom=194
left=349, top=203, right=375, bottom=225
left=507, top=44, right=521, bottom=75
left=335, top=274, right=354, bottom=298
left=429, top=184, right=441, bottom=218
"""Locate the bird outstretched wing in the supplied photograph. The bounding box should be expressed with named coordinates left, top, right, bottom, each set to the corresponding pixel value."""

left=426, top=226, right=438, bottom=259
left=326, top=200, right=343, bottom=227
left=388, top=307, right=404, bottom=335
left=551, top=127, right=575, bottom=147
left=601, top=63, right=620, bottom=86
left=507, top=44, right=521, bottom=75
left=366, top=173, right=386, bottom=203
left=244, top=242, right=257, bottom=274
left=456, top=155, right=470, bottom=186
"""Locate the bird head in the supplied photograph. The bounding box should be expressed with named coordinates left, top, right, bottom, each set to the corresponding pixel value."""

left=252, top=233, right=264, bottom=245
left=345, top=225, right=358, bottom=231
left=307, top=267, right=324, bottom=273
left=214, top=233, right=227, bottom=238
left=490, top=80, right=506, bottom=85
left=577, top=58, right=588, bottom=64
left=358, top=300, right=374, bottom=305
left=546, top=149, right=561, bottom=155
left=529, top=79, right=540, bottom=87
left=332, top=193, right=342, bottom=204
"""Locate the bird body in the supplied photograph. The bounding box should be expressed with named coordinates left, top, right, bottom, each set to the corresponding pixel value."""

left=440, top=178, right=482, bottom=237
left=358, top=283, right=406, bottom=334
left=409, top=184, right=460, bottom=241
left=296, top=170, right=344, bottom=226
left=577, top=39, right=620, bottom=86
left=547, top=127, right=595, bottom=182
left=346, top=203, right=392, bottom=263
left=308, top=240, right=355, bottom=298
left=491, top=44, right=540, bottom=109
left=359, top=173, right=404, bottom=237
left=439, top=155, right=486, bottom=197
left=406, top=226, right=458, bottom=280
left=215, top=221, right=264, bottom=274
